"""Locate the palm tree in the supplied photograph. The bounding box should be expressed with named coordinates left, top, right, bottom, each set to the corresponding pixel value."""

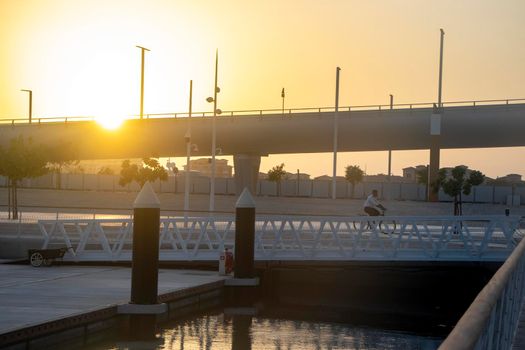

left=345, top=165, right=364, bottom=198
left=267, top=163, right=287, bottom=196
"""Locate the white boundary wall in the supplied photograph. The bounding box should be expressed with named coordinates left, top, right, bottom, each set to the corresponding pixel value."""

left=0, top=174, right=524, bottom=204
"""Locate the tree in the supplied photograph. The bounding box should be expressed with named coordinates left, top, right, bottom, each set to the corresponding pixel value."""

left=119, top=158, right=168, bottom=188
left=98, top=166, right=115, bottom=175
left=345, top=165, right=365, bottom=198
left=0, top=136, right=48, bottom=219
left=267, top=163, right=287, bottom=196
left=416, top=166, right=428, bottom=185
left=46, top=142, right=79, bottom=189
left=416, top=166, right=436, bottom=200
left=434, top=166, right=485, bottom=215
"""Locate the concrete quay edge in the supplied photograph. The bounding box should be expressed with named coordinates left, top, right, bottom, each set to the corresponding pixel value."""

left=0, top=279, right=225, bottom=349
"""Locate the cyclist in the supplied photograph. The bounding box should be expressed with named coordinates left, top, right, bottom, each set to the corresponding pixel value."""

left=363, top=189, right=386, bottom=216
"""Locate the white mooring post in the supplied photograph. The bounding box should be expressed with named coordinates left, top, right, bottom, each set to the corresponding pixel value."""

left=234, top=188, right=256, bottom=279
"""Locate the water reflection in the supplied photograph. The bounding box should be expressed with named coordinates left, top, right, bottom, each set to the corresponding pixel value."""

left=110, top=312, right=441, bottom=350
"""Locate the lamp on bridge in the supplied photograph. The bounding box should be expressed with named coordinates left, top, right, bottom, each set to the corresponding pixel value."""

left=206, top=49, right=221, bottom=212
left=20, top=89, right=32, bottom=123
left=136, top=45, right=150, bottom=120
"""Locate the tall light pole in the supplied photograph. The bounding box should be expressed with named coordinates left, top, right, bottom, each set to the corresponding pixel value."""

left=388, top=94, right=393, bottom=178
left=332, top=67, right=341, bottom=200
left=184, top=80, right=193, bottom=219
left=437, top=28, right=445, bottom=108
left=206, top=49, right=221, bottom=212
left=387, top=94, right=393, bottom=200
left=281, top=88, right=285, bottom=114
left=136, top=46, right=150, bottom=119
left=428, top=28, right=445, bottom=201
left=20, top=89, right=32, bottom=123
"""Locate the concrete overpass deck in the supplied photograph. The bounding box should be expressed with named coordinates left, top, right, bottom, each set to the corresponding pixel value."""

left=1, top=98, right=524, bottom=159
left=1, top=98, right=524, bottom=195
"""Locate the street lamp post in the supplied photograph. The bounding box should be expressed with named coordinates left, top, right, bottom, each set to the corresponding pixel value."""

left=20, top=89, right=32, bottom=123
left=388, top=94, right=393, bottom=179
left=184, top=80, right=193, bottom=219
left=281, top=88, right=285, bottom=114
left=428, top=28, right=445, bottom=201
left=206, top=50, right=221, bottom=212
left=438, top=28, right=445, bottom=109
left=387, top=94, right=393, bottom=200
left=332, top=67, right=341, bottom=200
left=136, top=46, right=150, bottom=119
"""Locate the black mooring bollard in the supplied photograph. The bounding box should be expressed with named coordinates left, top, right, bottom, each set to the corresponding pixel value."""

left=231, top=314, right=253, bottom=350
left=234, top=188, right=256, bottom=279
left=131, top=182, right=160, bottom=305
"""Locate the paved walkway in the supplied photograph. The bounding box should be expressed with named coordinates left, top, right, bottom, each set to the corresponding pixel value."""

left=0, top=265, right=227, bottom=336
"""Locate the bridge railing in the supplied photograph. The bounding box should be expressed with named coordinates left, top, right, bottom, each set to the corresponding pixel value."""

left=37, top=215, right=523, bottom=262
left=438, top=218, right=525, bottom=350
left=2, top=98, right=524, bottom=125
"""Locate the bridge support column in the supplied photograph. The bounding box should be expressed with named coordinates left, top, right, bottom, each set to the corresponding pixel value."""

left=428, top=107, right=442, bottom=202
left=428, top=137, right=440, bottom=202
left=234, top=154, right=261, bottom=196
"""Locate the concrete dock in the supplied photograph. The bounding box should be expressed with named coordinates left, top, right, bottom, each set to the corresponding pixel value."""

left=0, top=264, right=227, bottom=348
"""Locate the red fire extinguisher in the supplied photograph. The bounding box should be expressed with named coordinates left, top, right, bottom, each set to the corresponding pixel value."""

left=219, top=248, right=234, bottom=275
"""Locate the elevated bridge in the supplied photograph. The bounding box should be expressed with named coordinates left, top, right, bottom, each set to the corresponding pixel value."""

left=1, top=98, right=524, bottom=194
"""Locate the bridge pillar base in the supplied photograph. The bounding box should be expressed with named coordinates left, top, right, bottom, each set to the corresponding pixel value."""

left=428, top=136, right=441, bottom=202
left=234, top=154, right=261, bottom=196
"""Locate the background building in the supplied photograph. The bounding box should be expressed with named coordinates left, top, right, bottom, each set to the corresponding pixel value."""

left=77, top=159, right=142, bottom=174
left=184, top=158, right=233, bottom=178
left=402, top=165, right=427, bottom=183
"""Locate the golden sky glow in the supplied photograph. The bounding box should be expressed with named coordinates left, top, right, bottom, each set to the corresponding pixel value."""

left=1, top=0, right=524, bottom=178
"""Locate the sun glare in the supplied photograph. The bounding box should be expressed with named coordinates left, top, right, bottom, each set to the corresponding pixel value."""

left=96, top=115, right=126, bottom=130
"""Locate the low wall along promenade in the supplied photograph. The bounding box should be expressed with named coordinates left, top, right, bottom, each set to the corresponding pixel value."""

left=1, top=173, right=524, bottom=204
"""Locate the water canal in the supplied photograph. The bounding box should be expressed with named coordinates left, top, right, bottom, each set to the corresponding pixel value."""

left=74, top=306, right=444, bottom=350
left=57, top=260, right=500, bottom=349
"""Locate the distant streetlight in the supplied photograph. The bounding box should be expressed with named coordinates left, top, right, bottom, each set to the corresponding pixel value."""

left=20, top=89, right=32, bottom=123
left=184, top=80, right=193, bottom=219
left=388, top=94, right=393, bottom=180
left=136, top=46, right=150, bottom=119
left=438, top=28, right=445, bottom=108
left=387, top=94, right=394, bottom=200
left=281, top=88, right=285, bottom=114
left=332, top=67, right=341, bottom=200
left=206, top=49, right=221, bottom=212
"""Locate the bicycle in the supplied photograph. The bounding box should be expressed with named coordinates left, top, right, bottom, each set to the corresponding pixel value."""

left=352, top=209, right=397, bottom=234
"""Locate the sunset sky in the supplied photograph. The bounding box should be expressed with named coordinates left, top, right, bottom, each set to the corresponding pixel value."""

left=1, top=0, right=524, bottom=178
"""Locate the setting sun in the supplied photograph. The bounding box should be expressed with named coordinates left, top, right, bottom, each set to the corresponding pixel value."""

left=95, top=115, right=126, bottom=130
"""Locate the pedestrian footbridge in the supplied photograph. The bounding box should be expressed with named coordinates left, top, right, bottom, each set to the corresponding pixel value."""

left=38, top=214, right=523, bottom=262
left=16, top=213, right=525, bottom=348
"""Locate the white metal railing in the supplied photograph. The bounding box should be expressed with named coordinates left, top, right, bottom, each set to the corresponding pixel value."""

left=2, top=98, right=524, bottom=125
left=438, top=221, right=525, bottom=349
left=37, top=215, right=523, bottom=262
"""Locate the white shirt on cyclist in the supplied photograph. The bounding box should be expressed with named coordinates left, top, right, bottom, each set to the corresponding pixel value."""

left=363, top=194, right=382, bottom=209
